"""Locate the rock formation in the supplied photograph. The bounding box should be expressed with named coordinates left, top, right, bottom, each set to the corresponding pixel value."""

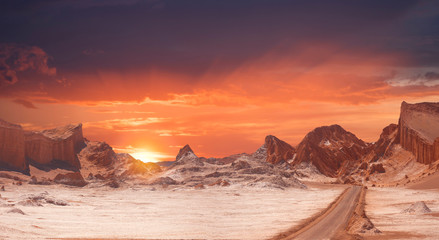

left=263, top=135, right=295, bottom=164
left=25, top=124, right=85, bottom=170
left=117, top=153, right=162, bottom=176
left=293, top=125, right=369, bottom=177
left=398, top=101, right=439, bottom=164
left=402, top=201, right=432, bottom=214
left=176, top=144, right=196, bottom=161
left=0, top=119, right=28, bottom=174
left=369, top=163, right=385, bottom=174
left=54, top=172, right=87, bottom=187
left=361, top=123, right=399, bottom=166
left=78, top=140, right=117, bottom=167
left=172, top=144, right=204, bottom=166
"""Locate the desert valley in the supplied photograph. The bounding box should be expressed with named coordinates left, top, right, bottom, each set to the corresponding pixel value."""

left=1, top=101, right=439, bottom=239
left=1, top=1, right=439, bottom=239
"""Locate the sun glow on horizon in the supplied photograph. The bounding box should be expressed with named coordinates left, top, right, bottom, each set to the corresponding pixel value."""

left=129, top=150, right=174, bottom=163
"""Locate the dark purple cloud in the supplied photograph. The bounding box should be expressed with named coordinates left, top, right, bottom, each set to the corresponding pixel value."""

left=0, top=0, right=438, bottom=104
left=0, top=43, right=56, bottom=85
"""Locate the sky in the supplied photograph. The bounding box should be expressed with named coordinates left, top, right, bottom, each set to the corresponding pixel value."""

left=1, top=0, right=439, bottom=162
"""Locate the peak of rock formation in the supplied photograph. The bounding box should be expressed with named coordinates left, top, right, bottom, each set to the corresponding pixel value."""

left=262, top=135, right=295, bottom=164
left=0, top=119, right=28, bottom=174
left=293, top=124, right=369, bottom=177
left=176, top=144, right=196, bottom=161
left=399, top=101, right=439, bottom=164
left=25, top=123, right=85, bottom=171
left=172, top=144, right=205, bottom=167
left=363, top=123, right=399, bottom=164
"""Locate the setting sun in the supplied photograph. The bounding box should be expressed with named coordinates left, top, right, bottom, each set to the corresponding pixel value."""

left=130, top=150, right=171, bottom=163
left=1, top=1, right=439, bottom=239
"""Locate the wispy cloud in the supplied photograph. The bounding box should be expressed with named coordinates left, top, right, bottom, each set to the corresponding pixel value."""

left=84, top=117, right=168, bottom=130
left=387, top=71, right=439, bottom=87
left=13, top=98, right=37, bottom=109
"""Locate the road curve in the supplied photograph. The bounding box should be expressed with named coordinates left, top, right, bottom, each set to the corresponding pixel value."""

left=275, top=185, right=362, bottom=240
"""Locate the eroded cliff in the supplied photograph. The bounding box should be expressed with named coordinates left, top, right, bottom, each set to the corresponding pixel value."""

left=25, top=124, right=85, bottom=170
left=399, top=102, right=439, bottom=164
left=0, top=119, right=28, bottom=174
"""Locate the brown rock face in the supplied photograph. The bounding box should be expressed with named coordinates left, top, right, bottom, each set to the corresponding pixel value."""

left=79, top=141, right=117, bottom=167
left=25, top=124, right=85, bottom=170
left=54, top=172, right=87, bottom=187
left=293, top=125, right=369, bottom=177
left=362, top=123, right=398, bottom=164
left=398, top=101, right=439, bottom=164
left=264, top=135, right=295, bottom=164
left=0, top=119, right=28, bottom=174
left=369, top=163, right=385, bottom=174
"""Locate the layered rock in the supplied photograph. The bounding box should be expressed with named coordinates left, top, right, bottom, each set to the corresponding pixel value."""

left=78, top=141, right=117, bottom=167
left=253, top=135, right=295, bottom=164
left=292, top=124, right=369, bottom=177
left=264, top=135, right=295, bottom=164
left=362, top=123, right=398, bottom=164
left=25, top=124, right=85, bottom=170
left=0, top=119, right=28, bottom=174
left=399, top=101, right=439, bottom=164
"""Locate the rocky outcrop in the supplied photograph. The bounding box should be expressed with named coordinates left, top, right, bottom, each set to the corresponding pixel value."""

left=0, top=119, right=28, bottom=174
left=151, top=176, right=178, bottom=185
left=399, top=101, right=439, bottom=164
left=54, top=172, right=87, bottom=187
left=172, top=144, right=204, bottom=167
left=293, top=125, right=369, bottom=177
left=369, top=163, right=385, bottom=174
left=25, top=124, right=85, bottom=171
left=361, top=124, right=398, bottom=165
left=231, top=160, right=251, bottom=170
left=373, top=124, right=399, bottom=160
left=402, top=201, right=432, bottom=214
left=78, top=141, right=117, bottom=167
left=264, top=135, right=295, bottom=164
left=176, top=144, right=195, bottom=161
left=253, top=135, right=295, bottom=164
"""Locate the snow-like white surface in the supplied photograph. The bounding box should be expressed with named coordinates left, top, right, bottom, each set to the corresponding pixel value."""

left=366, top=187, right=439, bottom=238
left=0, top=184, right=344, bottom=240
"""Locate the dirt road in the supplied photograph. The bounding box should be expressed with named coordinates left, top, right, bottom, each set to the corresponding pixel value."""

left=274, top=185, right=362, bottom=240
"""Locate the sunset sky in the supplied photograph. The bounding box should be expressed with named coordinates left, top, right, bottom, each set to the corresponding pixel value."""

left=1, top=0, right=439, bottom=162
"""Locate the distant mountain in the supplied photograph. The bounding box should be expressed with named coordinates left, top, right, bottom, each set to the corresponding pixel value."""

left=1, top=100, right=439, bottom=188
left=255, top=135, right=295, bottom=164
left=292, top=124, right=370, bottom=177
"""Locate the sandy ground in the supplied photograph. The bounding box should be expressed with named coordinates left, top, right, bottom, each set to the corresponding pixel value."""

left=365, top=187, right=439, bottom=239
left=408, top=171, right=439, bottom=190
left=0, top=183, right=345, bottom=240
